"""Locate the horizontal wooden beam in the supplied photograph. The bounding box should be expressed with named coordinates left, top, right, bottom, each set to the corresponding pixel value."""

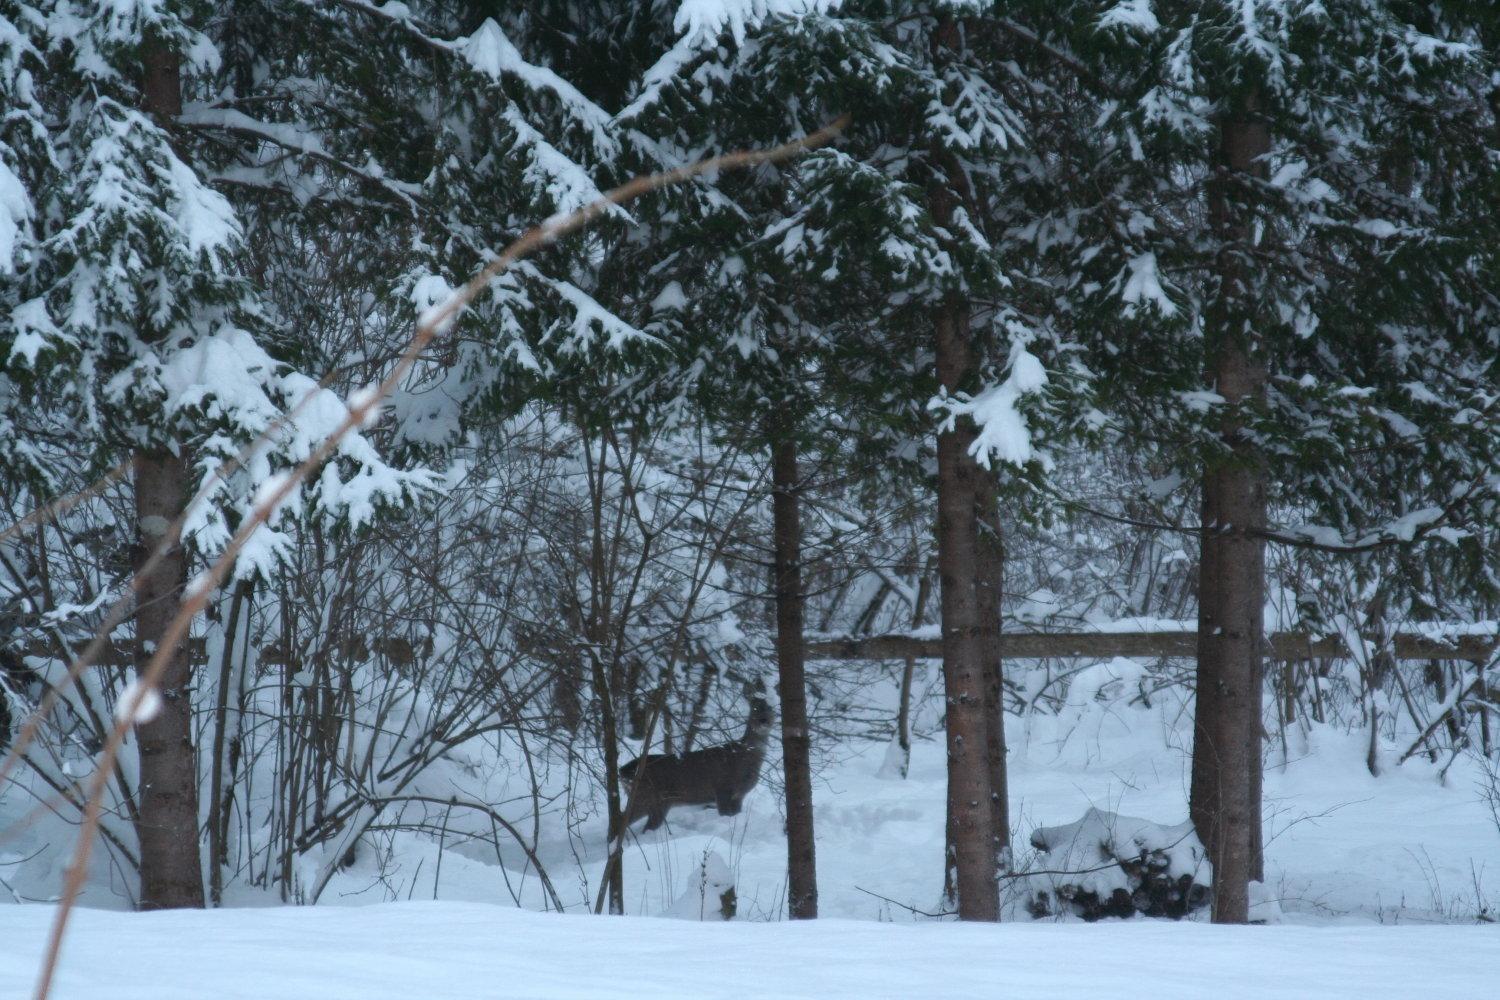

left=805, top=630, right=1497, bottom=664
left=14, top=629, right=1495, bottom=672
left=13, top=635, right=427, bottom=670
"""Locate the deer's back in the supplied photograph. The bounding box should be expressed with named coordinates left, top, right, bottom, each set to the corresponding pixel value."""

left=622, top=743, right=761, bottom=803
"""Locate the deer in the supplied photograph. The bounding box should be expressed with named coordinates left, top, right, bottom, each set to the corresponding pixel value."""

left=615, top=680, right=773, bottom=835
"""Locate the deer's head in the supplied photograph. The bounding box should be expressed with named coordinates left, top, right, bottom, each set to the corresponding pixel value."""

left=742, top=677, right=774, bottom=741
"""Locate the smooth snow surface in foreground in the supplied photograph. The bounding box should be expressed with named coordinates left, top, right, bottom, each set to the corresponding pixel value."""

left=1, top=902, right=1494, bottom=1000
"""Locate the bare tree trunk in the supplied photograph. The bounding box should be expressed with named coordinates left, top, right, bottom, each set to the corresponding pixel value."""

left=208, top=580, right=251, bottom=906
left=894, top=558, right=934, bottom=779
left=927, top=12, right=998, bottom=921
left=555, top=663, right=584, bottom=731
left=975, top=482, right=1010, bottom=874
left=130, top=40, right=205, bottom=913
left=591, top=642, right=623, bottom=915
left=132, top=453, right=206, bottom=910
left=934, top=297, right=998, bottom=922
left=1189, top=103, right=1270, bottom=925
left=1362, top=594, right=1396, bottom=779
left=585, top=436, right=623, bottom=916
left=772, top=432, right=817, bottom=919
left=680, top=662, right=716, bottom=753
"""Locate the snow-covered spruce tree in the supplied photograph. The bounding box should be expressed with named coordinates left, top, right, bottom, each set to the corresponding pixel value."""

left=613, top=1, right=908, bottom=923
left=0, top=1, right=521, bottom=907
left=212, top=2, right=819, bottom=913
left=619, top=1, right=1084, bottom=920
left=1032, top=1, right=1500, bottom=922
left=0, top=4, right=49, bottom=483
left=0, top=5, right=51, bottom=756
left=449, top=3, right=886, bottom=918
left=423, top=2, right=696, bottom=916
left=16, top=1, right=279, bottom=910
left=188, top=2, right=680, bottom=904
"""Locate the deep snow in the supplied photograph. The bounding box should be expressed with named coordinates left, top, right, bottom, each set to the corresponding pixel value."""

left=3, top=901, right=1497, bottom=1000
left=4, top=666, right=1498, bottom=996
left=296, top=676, right=1500, bottom=925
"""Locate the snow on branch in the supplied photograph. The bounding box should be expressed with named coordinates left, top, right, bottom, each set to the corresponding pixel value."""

left=300, top=0, right=616, bottom=154
left=0, top=153, right=31, bottom=274
left=934, top=338, right=1051, bottom=470
left=499, top=105, right=621, bottom=220
left=623, top=0, right=842, bottom=122
left=1097, top=0, right=1159, bottom=35
left=458, top=18, right=616, bottom=156
left=159, top=326, right=441, bottom=579
left=177, top=105, right=424, bottom=214
left=535, top=266, right=659, bottom=355
left=673, top=0, right=842, bottom=49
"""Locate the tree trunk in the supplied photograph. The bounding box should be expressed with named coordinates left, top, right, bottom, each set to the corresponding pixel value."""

left=934, top=298, right=998, bottom=922
left=208, top=579, right=251, bottom=906
left=975, top=481, right=1010, bottom=875
left=591, top=641, right=624, bottom=915
left=585, top=436, right=623, bottom=915
left=131, top=39, right=205, bottom=913
left=894, top=558, right=934, bottom=779
left=132, top=453, right=206, bottom=910
left=927, top=11, right=998, bottom=921
left=1189, top=103, right=1270, bottom=925
left=772, top=432, right=818, bottom=919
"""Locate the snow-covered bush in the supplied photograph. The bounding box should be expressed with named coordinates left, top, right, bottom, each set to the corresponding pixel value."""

left=1023, top=808, right=1210, bottom=921
left=662, top=851, right=737, bottom=921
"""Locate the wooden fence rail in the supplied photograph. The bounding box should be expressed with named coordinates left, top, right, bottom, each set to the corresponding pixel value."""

left=15, top=629, right=1496, bottom=669
left=805, top=630, right=1497, bottom=664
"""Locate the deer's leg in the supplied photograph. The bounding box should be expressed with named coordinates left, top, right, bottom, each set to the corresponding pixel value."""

left=643, top=805, right=668, bottom=832
left=619, top=787, right=654, bottom=835
left=715, top=786, right=742, bottom=816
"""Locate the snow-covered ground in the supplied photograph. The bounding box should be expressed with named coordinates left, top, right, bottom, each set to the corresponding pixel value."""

left=296, top=674, right=1500, bottom=925
left=3, top=668, right=1497, bottom=995
left=4, top=901, right=1497, bottom=999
